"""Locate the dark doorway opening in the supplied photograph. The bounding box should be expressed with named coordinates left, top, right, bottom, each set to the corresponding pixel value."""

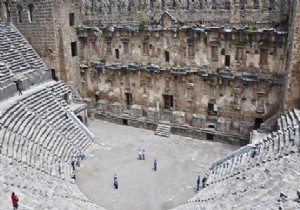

left=208, top=103, right=217, bottom=115
left=253, top=118, right=263, bottom=130
left=115, top=49, right=120, bottom=59
left=63, top=93, right=69, bottom=103
left=77, top=116, right=83, bottom=123
left=5, top=2, right=10, bottom=22
left=125, top=93, right=132, bottom=108
left=51, top=69, right=58, bottom=81
left=123, top=119, right=128, bottom=125
left=208, top=125, right=215, bottom=128
left=69, top=13, right=75, bottom=26
left=95, top=95, right=99, bottom=102
left=163, top=95, right=173, bottom=110
left=71, top=42, right=77, bottom=57
left=165, top=51, right=170, bottom=62
left=225, top=55, right=230, bottom=67
left=207, top=134, right=214, bottom=141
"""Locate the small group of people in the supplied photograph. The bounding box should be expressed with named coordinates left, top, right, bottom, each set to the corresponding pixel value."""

left=196, top=176, right=207, bottom=191
left=72, top=151, right=85, bottom=169
left=70, top=151, right=85, bottom=180
left=137, top=149, right=158, bottom=171
left=138, top=149, right=146, bottom=160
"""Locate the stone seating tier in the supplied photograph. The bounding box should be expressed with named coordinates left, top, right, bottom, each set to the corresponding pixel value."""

left=173, top=109, right=300, bottom=210
left=0, top=81, right=92, bottom=180
left=0, top=155, right=103, bottom=209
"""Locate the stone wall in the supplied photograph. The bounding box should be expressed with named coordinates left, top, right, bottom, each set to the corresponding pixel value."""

left=284, top=2, right=300, bottom=110
left=81, top=0, right=289, bottom=28
left=82, top=66, right=282, bottom=132
left=4, top=0, right=299, bottom=141
left=7, top=0, right=82, bottom=87
left=9, top=1, right=57, bottom=71
left=78, top=25, right=287, bottom=73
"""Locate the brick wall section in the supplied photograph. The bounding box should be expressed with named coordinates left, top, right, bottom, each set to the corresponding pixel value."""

left=285, top=2, right=300, bottom=110
left=10, top=1, right=57, bottom=70
left=8, top=0, right=82, bottom=87
left=82, top=0, right=289, bottom=27
left=52, top=1, right=81, bottom=86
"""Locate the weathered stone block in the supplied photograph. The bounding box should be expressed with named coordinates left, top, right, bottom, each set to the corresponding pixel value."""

left=97, top=99, right=108, bottom=111
left=111, top=102, right=123, bottom=114
left=147, top=107, right=160, bottom=121
left=216, top=117, right=231, bottom=132
left=240, top=121, right=254, bottom=136
left=192, top=114, right=206, bottom=127
left=172, top=111, right=185, bottom=125
left=130, top=104, right=143, bottom=118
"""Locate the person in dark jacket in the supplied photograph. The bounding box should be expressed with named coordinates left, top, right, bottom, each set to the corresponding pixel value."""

left=15, top=80, right=22, bottom=95
left=197, top=176, right=201, bottom=191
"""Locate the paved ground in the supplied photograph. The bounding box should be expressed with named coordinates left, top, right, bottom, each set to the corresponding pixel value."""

left=76, top=120, right=239, bottom=210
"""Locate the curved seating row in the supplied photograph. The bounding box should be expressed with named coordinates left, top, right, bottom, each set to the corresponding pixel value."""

left=173, top=109, right=300, bottom=210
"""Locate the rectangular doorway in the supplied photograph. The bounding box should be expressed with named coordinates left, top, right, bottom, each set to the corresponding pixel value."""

left=122, top=119, right=128, bottom=125
left=163, top=95, right=173, bottom=110
left=165, top=51, right=170, bottom=62
left=115, top=49, right=120, bottom=59
left=208, top=103, right=217, bottom=115
left=253, top=118, right=263, bottom=130
left=225, top=55, right=230, bottom=67
left=207, top=134, right=214, bottom=141
left=125, top=93, right=132, bottom=108
left=51, top=69, right=58, bottom=81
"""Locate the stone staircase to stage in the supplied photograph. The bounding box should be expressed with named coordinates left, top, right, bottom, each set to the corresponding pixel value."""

left=155, top=123, right=171, bottom=137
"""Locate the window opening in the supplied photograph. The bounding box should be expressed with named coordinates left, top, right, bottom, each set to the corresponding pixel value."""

left=71, top=42, right=77, bottom=57
left=165, top=51, right=170, bottom=62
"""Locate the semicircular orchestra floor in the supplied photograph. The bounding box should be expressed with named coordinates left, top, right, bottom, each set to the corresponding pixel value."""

left=76, top=119, right=239, bottom=210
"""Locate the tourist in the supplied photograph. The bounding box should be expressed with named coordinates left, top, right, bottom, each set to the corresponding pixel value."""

left=15, top=80, right=22, bottom=95
left=79, top=151, right=85, bottom=160
left=114, top=174, right=118, bottom=189
left=76, top=155, right=81, bottom=167
left=71, top=173, right=76, bottom=180
left=51, top=87, right=55, bottom=95
left=154, top=159, right=157, bottom=171
left=138, top=150, right=142, bottom=160
left=202, top=177, right=207, bottom=188
left=251, top=145, right=259, bottom=158
left=142, top=150, right=145, bottom=160
left=11, top=192, right=19, bottom=210
left=71, top=160, right=75, bottom=171
left=197, top=176, right=201, bottom=191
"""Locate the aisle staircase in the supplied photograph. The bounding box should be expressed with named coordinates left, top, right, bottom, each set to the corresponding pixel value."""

left=154, top=123, right=171, bottom=137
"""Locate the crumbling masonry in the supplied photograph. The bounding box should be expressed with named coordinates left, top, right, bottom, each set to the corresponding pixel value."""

left=2, top=0, right=300, bottom=144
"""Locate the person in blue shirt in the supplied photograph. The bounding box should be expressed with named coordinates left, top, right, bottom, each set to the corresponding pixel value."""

left=154, top=159, right=157, bottom=171
left=114, top=174, right=118, bottom=189
left=197, top=176, right=201, bottom=191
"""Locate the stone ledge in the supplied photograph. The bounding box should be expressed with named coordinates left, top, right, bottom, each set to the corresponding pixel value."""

left=93, top=111, right=248, bottom=146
